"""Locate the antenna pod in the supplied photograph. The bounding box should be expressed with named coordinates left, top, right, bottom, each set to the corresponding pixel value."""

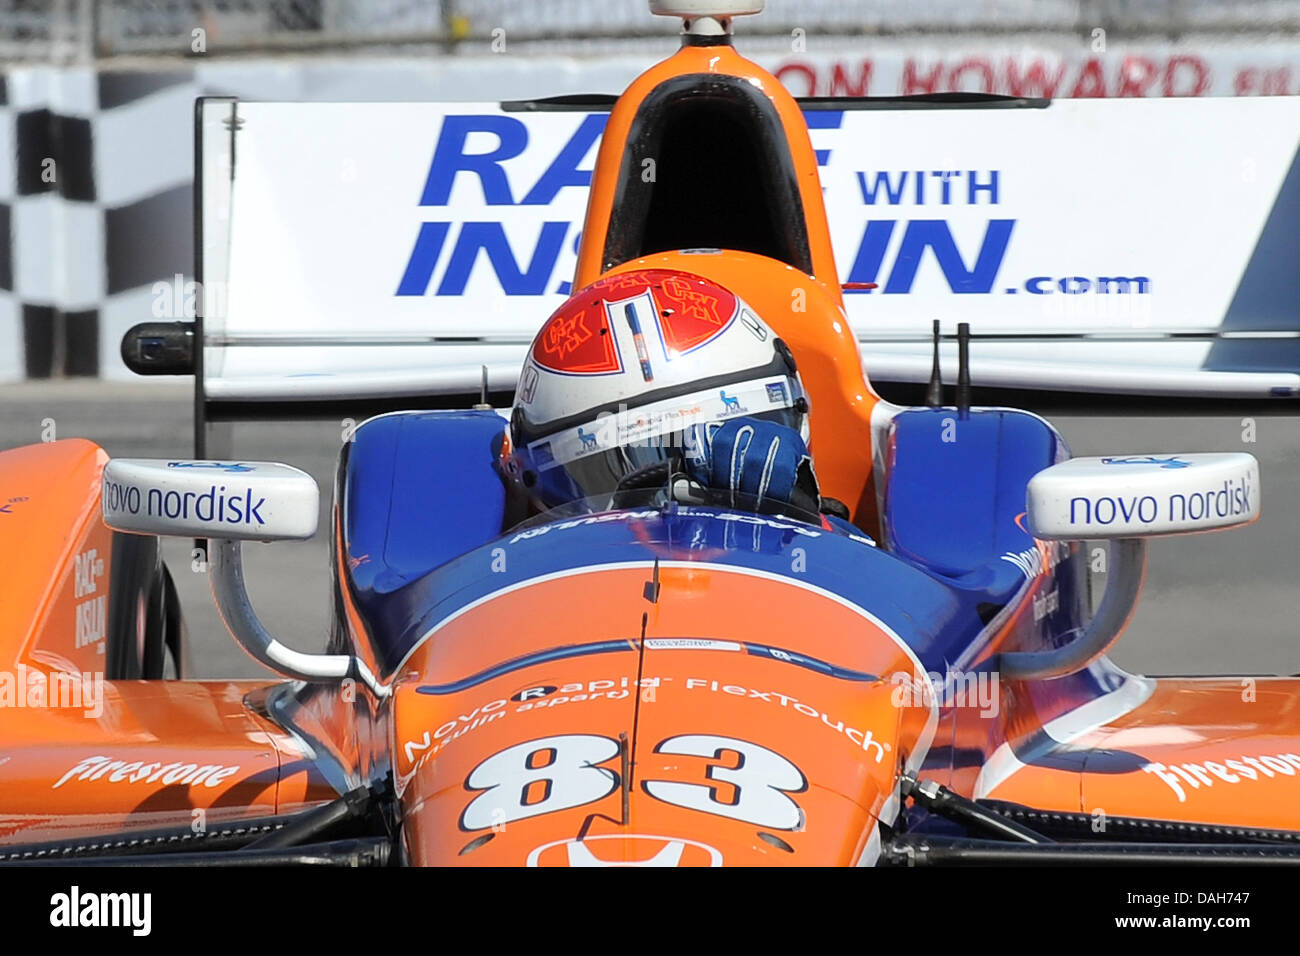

left=925, top=320, right=943, bottom=408
left=956, top=322, right=972, bottom=417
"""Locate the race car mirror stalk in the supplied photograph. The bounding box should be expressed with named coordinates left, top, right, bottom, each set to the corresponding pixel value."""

left=1003, top=453, right=1260, bottom=680
left=101, top=459, right=388, bottom=694
left=207, top=538, right=386, bottom=696
left=648, top=0, right=764, bottom=37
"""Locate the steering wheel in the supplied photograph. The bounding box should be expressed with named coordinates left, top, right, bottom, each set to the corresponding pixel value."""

left=610, top=461, right=675, bottom=507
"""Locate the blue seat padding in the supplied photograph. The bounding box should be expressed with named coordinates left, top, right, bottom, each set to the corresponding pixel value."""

left=883, top=408, right=1064, bottom=602
left=344, top=411, right=507, bottom=600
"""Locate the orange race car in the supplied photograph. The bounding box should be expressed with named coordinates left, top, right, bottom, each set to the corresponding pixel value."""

left=0, top=0, right=1296, bottom=868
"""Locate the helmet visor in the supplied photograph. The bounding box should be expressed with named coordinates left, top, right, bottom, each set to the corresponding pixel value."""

left=520, top=375, right=804, bottom=509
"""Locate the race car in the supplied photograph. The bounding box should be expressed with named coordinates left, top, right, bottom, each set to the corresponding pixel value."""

left=0, top=0, right=1297, bottom=867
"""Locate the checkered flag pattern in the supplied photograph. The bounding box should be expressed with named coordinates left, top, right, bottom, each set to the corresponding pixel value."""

left=0, top=68, right=197, bottom=381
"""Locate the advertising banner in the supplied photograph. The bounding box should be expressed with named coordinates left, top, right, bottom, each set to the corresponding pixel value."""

left=204, top=95, right=1300, bottom=398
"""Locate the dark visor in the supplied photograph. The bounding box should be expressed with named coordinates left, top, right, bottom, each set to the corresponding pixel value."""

left=532, top=405, right=803, bottom=509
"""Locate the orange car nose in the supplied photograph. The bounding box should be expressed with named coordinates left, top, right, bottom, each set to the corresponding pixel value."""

left=390, top=563, right=932, bottom=865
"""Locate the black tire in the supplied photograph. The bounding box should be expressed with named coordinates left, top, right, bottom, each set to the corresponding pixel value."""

left=106, top=533, right=183, bottom=679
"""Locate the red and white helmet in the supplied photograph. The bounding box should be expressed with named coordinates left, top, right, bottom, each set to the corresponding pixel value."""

left=507, top=268, right=808, bottom=508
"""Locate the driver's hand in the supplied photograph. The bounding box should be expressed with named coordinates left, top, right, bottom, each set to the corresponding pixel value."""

left=690, top=418, right=819, bottom=510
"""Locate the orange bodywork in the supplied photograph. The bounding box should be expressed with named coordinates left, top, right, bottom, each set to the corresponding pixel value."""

left=0, top=441, right=334, bottom=846
left=575, top=45, right=840, bottom=292
left=0, top=679, right=332, bottom=845
left=983, top=678, right=1300, bottom=831
left=391, top=564, right=934, bottom=866
left=389, top=561, right=1300, bottom=861
left=574, top=42, right=883, bottom=532
left=0, top=439, right=116, bottom=674
left=2, top=27, right=1298, bottom=868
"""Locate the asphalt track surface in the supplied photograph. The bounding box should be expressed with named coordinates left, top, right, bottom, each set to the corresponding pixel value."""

left=2, top=381, right=1296, bottom=681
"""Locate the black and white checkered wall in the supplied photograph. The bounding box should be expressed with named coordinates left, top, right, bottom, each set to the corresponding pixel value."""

left=0, top=55, right=644, bottom=383
left=0, top=67, right=195, bottom=381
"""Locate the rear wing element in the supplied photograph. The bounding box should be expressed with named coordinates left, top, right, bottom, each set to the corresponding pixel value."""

left=129, top=94, right=1300, bottom=451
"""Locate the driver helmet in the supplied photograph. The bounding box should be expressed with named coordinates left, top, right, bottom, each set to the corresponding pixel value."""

left=505, top=268, right=809, bottom=510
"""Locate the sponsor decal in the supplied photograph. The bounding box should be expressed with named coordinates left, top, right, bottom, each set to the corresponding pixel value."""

left=52, top=755, right=242, bottom=790
left=682, top=678, right=891, bottom=762
left=507, top=509, right=660, bottom=542
left=405, top=673, right=884, bottom=771
left=509, top=679, right=641, bottom=708
left=74, top=548, right=104, bottom=598
left=535, top=310, right=619, bottom=374
left=592, top=402, right=704, bottom=452
left=773, top=50, right=1245, bottom=99
left=530, top=375, right=796, bottom=469
left=567, top=401, right=706, bottom=459
left=506, top=507, right=821, bottom=544
left=653, top=274, right=736, bottom=354
left=0, top=495, right=29, bottom=515
left=103, top=478, right=267, bottom=527
left=532, top=440, right=555, bottom=467
left=1067, top=476, right=1252, bottom=527
left=817, top=150, right=1147, bottom=301
left=73, top=600, right=106, bottom=651
left=1101, top=455, right=1190, bottom=469
left=167, top=461, right=254, bottom=473
left=765, top=382, right=788, bottom=404
left=644, top=639, right=740, bottom=651
left=739, top=308, right=768, bottom=342
left=527, top=834, right=723, bottom=867
left=517, top=365, right=539, bottom=404
left=73, top=547, right=107, bottom=654
left=1144, top=751, right=1300, bottom=802
left=718, top=388, right=748, bottom=416
left=396, top=112, right=1159, bottom=306
left=622, top=300, right=654, bottom=381
left=1000, top=539, right=1068, bottom=580
left=529, top=272, right=756, bottom=376
left=1032, top=587, right=1060, bottom=623
left=542, top=313, right=592, bottom=360
left=510, top=684, right=558, bottom=701
left=402, top=698, right=513, bottom=763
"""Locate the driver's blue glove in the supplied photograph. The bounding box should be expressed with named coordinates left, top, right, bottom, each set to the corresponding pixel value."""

left=689, top=418, right=818, bottom=510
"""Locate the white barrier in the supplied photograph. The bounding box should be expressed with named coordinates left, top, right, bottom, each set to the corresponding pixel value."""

left=198, top=94, right=1300, bottom=399
left=4, top=43, right=1300, bottom=386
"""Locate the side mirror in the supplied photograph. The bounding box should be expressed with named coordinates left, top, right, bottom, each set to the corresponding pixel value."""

left=1026, top=453, right=1259, bottom=540
left=100, top=459, right=386, bottom=695
left=102, top=459, right=318, bottom=540
left=1003, top=453, right=1259, bottom=682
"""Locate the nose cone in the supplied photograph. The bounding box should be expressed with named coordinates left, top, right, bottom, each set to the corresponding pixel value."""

left=392, top=562, right=934, bottom=866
